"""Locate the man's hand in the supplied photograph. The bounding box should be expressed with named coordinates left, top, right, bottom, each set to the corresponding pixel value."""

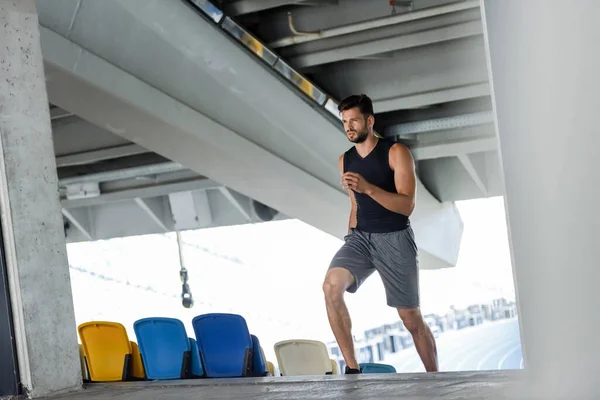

left=342, top=172, right=373, bottom=194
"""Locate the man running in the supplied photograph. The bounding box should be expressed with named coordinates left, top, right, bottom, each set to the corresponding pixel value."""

left=323, top=94, right=438, bottom=374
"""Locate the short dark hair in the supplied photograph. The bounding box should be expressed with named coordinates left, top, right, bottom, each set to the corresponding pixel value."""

left=337, top=94, right=374, bottom=117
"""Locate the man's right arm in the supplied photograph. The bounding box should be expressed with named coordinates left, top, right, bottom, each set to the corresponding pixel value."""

left=339, top=154, right=357, bottom=234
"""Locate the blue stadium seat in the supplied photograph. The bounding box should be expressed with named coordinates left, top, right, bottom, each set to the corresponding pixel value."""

left=192, top=313, right=253, bottom=378
left=250, top=334, right=267, bottom=377
left=359, top=363, right=396, bottom=374
left=189, top=338, right=204, bottom=377
left=133, top=317, right=203, bottom=379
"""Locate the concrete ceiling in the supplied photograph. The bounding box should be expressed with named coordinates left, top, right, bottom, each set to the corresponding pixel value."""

left=217, top=0, right=502, bottom=201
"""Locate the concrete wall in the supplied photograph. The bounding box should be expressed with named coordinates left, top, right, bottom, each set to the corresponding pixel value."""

left=0, top=0, right=82, bottom=397
left=483, top=1, right=600, bottom=397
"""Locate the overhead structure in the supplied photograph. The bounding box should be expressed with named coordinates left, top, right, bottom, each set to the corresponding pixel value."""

left=34, top=0, right=479, bottom=270
left=51, top=111, right=285, bottom=242
left=220, top=0, right=500, bottom=200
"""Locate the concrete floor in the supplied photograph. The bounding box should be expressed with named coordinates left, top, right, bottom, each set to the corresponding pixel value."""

left=41, top=371, right=533, bottom=400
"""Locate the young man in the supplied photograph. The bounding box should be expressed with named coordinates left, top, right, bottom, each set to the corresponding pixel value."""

left=323, top=94, right=438, bottom=374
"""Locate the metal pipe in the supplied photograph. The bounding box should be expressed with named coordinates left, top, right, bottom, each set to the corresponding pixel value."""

left=58, top=162, right=185, bottom=186
left=176, top=231, right=185, bottom=266
left=269, top=0, right=480, bottom=48
left=287, top=11, right=321, bottom=37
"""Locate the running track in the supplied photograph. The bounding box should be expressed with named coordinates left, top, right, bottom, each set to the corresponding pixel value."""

left=383, top=318, right=523, bottom=373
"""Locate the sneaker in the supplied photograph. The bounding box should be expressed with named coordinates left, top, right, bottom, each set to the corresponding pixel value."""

left=344, top=366, right=362, bottom=374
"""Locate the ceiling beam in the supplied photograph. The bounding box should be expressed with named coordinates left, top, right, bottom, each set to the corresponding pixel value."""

left=58, top=162, right=185, bottom=187
left=457, top=154, right=488, bottom=196
left=269, top=0, right=480, bottom=48
left=62, top=208, right=93, bottom=241
left=50, top=106, right=73, bottom=120
left=218, top=187, right=253, bottom=222
left=56, top=144, right=148, bottom=168
left=134, top=197, right=170, bottom=232
left=223, top=0, right=333, bottom=16
left=289, top=20, right=483, bottom=68
left=385, top=111, right=494, bottom=137
left=374, top=83, right=490, bottom=112
left=411, top=137, right=497, bottom=160
left=62, top=178, right=220, bottom=209
left=314, top=35, right=489, bottom=111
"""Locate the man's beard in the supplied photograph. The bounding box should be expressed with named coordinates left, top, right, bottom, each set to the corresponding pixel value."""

left=348, top=129, right=368, bottom=144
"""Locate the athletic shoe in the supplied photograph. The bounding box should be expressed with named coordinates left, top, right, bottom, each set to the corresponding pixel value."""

left=344, top=366, right=362, bottom=374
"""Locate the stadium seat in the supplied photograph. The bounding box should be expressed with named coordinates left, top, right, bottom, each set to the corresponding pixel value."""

left=78, top=321, right=132, bottom=382
left=192, top=313, right=253, bottom=378
left=78, top=344, right=89, bottom=381
left=330, top=359, right=339, bottom=375
left=133, top=317, right=203, bottom=380
left=259, top=347, right=276, bottom=376
left=250, top=335, right=268, bottom=377
left=274, top=339, right=333, bottom=376
left=266, top=361, right=275, bottom=376
left=359, top=363, right=396, bottom=374
left=189, top=338, right=204, bottom=377
left=129, top=341, right=146, bottom=379
left=259, top=346, right=277, bottom=376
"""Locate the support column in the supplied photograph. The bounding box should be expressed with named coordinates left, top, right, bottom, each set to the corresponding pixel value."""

left=0, top=1, right=82, bottom=398
left=482, top=1, right=600, bottom=397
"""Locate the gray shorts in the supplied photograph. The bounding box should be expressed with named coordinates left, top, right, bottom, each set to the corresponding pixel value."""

left=328, top=227, right=419, bottom=309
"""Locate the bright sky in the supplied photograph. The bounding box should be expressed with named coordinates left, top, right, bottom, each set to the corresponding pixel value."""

left=66, top=195, right=515, bottom=363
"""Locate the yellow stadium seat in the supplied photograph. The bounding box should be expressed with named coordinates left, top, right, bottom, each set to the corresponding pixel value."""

left=78, top=321, right=132, bottom=382
left=129, top=341, right=146, bottom=380
left=274, top=339, right=333, bottom=376
left=78, top=344, right=89, bottom=381
left=259, top=346, right=276, bottom=376
left=330, top=359, right=339, bottom=375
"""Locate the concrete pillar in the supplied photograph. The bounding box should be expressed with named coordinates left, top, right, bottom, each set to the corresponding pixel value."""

left=482, top=1, right=600, bottom=397
left=0, top=0, right=82, bottom=397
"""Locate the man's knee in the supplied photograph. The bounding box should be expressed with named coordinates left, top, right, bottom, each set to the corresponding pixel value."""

left=398, top=308, right=426, bottom=334
left=323, top=268, right=354, bottom=301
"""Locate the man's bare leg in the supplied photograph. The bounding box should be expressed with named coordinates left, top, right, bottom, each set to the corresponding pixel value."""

left=399, top=308, right=438, bottom=372
left=323, top=268, right=359, bottom=369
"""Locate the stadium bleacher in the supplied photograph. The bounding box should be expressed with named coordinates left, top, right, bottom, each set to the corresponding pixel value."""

left=77, top=313, right=396, bottom=381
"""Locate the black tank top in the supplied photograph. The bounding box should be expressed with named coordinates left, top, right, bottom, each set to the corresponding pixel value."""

left=343, top=138, right=410, bottom=233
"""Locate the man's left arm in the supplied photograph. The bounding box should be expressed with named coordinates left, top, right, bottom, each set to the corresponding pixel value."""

left=365, top=144, right=416, bottom=216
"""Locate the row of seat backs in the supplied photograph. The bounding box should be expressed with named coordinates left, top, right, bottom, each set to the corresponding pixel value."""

left=79, top=316, right=394, bottom=381
left=273, top=339, right=396, bottom=375
left=78, top=314, right=270, bottom=381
